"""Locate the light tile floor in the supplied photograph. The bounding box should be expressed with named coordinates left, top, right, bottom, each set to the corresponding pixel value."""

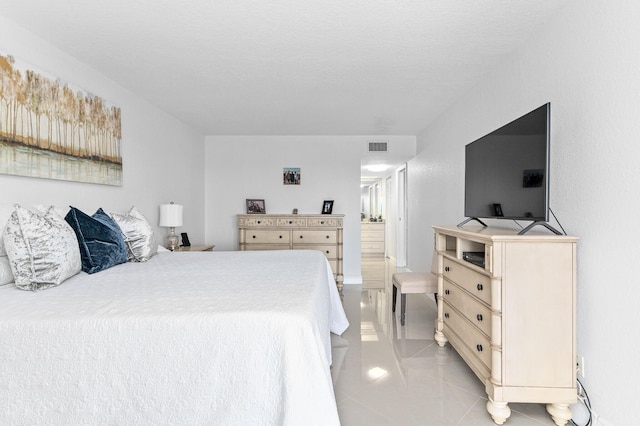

left=331, top=255, right=558, bottom=426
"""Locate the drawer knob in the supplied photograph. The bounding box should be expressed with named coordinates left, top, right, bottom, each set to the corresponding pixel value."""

left=444, top=289, right=450, bottom=295
left=445, top=266, right=450, bottom=272
left=289, top=221, right=292, bottom=224
left=300, top=236, right=303, bottom=239
left=476, top=344, right=483, bottom=352
left=279, top=235, right=283, bottom=239
left=444, top=312, right=450, bottom=319
left=325, top=250, right=330, bottom=254
left=321, top=221, right=325, bottom=224
left=477, top=283, right=483, bottom=291
left=476, top=314, right=483, bottom=321
left=257, top=221, right=261, bottom=224
left=252, top=235, right=256, bottom=239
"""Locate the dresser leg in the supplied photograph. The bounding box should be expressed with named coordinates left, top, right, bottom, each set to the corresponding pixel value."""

left=546, top=403, right=572, bottom=426
left=434, top=330, right=447, bottom=347
left=486, top=399, right=511, bottom=425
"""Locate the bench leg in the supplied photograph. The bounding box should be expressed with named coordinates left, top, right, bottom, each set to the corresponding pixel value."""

left=401, top=293, right=407, bottom=326
left=392, top=284, right=397, bottom=313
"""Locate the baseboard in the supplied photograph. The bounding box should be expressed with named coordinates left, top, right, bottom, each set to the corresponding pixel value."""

left=343, top=275, right=362, bottom=285
left=595, top=415, right=614, bottom=426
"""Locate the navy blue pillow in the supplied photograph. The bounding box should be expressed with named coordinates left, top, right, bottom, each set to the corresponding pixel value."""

left=64, top=207, right=128, bottom=274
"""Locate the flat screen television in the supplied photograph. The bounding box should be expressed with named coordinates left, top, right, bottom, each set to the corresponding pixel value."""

left=462, top=103, right=559, bottom=234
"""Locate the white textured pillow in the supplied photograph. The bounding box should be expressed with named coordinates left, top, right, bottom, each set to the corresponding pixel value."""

left=109, top=206, right=158, bottom=262
left=3, top=205, right=81, bottom=291
left=0, top=256, right=13, bottom=286
left=0, top=205, right=16, bottom=285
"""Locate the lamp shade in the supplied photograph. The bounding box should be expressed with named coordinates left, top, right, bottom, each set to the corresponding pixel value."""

left=159, top=203, right=183, bottom=227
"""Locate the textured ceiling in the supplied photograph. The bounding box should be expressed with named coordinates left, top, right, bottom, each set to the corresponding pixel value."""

left=0, top=0, right=562, bottom=135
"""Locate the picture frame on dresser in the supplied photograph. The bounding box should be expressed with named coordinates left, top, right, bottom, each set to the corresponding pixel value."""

left=246, top=199, right=266, bottom=214
left=322, top=200, right=334, bottom=214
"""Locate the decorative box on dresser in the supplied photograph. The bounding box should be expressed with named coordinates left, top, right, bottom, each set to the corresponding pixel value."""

left=361, top=221, right=385, bottom=254
left=433, top=225, right=578, bottom=426
left=237, top=214, right=344, bottom=291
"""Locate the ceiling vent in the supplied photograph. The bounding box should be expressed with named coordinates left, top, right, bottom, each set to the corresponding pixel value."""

left=368, top=141, right=388, bottom=152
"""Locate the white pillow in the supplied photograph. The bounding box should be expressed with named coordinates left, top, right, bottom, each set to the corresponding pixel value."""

left=0, top=204, right=17, bottom=256
left=0, top=205, right=16, bottom=285
left=0, top=256, right=13, bottom=286
left=0, top=205, right=70, bottom=285
left=3, top=205, right=81, bottom=291
left=109, top=206, right=158, bottom=262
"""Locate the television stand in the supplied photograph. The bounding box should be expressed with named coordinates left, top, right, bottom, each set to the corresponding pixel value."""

left=518, top=221, right=563, bottom=235
left=457, top=217, right=487, bottom=228
left=433, top=225, right=578, bottom=425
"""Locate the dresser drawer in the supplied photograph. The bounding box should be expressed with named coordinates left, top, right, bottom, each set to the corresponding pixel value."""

left=361, top=241, right=384, bottom=253
left=293, top=230, right=337, bottom=244
left=361, top=230, right=384, bottom=241
left=294, top=245, right=337, bottom=259
left=307, top=217, right=340, bottom=227
left=239, top=217, right=275, bottom=227
left=443, top=279, right=492, bottom=337
left=276, top=218, right=307, bottom=227
left=443, top=258, right=491, bottom=305
left=443, top=301, right=491, bottom=371
left=243, top=244, right=289, bottom=251
left=244, top=230, right=290, bottom=244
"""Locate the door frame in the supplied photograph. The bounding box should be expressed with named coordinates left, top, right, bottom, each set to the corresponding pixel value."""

left=397, top=165, right=407, bottom=267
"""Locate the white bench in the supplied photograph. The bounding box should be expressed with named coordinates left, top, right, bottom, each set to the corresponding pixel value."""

left=391, top=253, right=438, bottom=326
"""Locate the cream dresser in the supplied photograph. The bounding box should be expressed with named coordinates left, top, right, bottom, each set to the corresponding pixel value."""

left=433, top=225, right=577, bottom=426
left=237, top=214, right=344, bottom=291
left=361, top=221, right=385, bottom=254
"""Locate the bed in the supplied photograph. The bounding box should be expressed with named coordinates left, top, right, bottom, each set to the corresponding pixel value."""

left=0, top=249, right=349, bottom=425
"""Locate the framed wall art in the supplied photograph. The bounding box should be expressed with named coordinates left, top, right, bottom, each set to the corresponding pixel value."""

left=283, top=167, right=300, bottom=185
left=0, top=52, right=123, bottom=186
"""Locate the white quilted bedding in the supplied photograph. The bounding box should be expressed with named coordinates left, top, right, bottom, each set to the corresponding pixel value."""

left=0, top=249, right=348, bottom=425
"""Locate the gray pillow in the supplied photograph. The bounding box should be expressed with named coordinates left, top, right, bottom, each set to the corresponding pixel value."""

left=109, top=206, right=158, bottom=262
left=3, top=205, right=81, bottom=291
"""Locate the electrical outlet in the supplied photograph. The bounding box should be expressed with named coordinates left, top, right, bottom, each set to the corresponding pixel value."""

left=576, top=355, right=585, bottom=377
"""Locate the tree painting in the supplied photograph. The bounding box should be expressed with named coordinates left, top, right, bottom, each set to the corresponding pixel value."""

left=0, top=53, right=122, bottom=186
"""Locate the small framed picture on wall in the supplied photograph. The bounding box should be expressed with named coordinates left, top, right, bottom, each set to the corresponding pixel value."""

left=322, top=200, right=334, bottom=214
left=283, top=167, right=301, bottom=185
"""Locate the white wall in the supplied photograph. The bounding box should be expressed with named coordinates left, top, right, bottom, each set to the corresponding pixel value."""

left=205, top=135, right=413, bottom=284
left=0, top=16, right=206, bottom=243
left=409, top=1, right=639, bottom=423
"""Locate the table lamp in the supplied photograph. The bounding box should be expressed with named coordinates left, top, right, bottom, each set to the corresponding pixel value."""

left=159, top=202, right=183, bottom=250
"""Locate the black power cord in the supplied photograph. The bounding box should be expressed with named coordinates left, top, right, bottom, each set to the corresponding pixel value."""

left=570, top=377, right=593, bottom=426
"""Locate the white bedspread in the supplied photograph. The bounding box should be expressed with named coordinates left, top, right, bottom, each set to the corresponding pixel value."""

left=0, top=250, right=348, bottom=425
